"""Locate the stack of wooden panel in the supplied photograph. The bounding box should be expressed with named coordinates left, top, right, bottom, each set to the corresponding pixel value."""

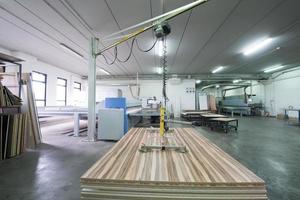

left=0, top=114, right=28, bottom=160
left=0, top=74, right=41, bottom=159
left=0, top=80, right=22, bottom=106
left=22, top=73, right=42, bottom=148
left=81, top=128, right=267, bottom=200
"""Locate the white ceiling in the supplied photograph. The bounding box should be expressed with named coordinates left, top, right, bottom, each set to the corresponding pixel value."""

left=0, top=0, right=300, bottom=78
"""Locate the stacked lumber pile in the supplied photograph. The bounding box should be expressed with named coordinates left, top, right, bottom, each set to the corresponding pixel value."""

left=21, top=73, right=42, bottom=148
left=0, top=114, right=28, bottom=160
left=208, top=95, right=217, bottom=111
left=0, top=82, right=22, bottom=106
left=81, top=128, right=267, bottom=200
left=0, top=73, right=41, bottom=160
left=0, top=80, right=23, bottom=159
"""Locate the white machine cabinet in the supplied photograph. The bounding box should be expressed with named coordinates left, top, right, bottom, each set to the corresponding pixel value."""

left=98, top=108, right=124, bottom=140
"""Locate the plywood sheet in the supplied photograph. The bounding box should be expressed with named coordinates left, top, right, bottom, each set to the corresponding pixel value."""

left=81, top=128, right=267, bottom=199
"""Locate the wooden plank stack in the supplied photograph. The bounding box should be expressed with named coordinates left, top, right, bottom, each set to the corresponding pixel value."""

left=0, top=79, right=24, bottom=160
left=81, top=128, right=267, bottom=200
left=0, top=79, right=22, bottom=107
left=0, top=73, right=41, bottom=160
left=0, top=114, right=28, bottom=160
left=22, top=73, right=42, bottom=148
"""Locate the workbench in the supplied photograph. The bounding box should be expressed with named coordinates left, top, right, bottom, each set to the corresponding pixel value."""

left=80, top=128, right=267, bottom=200
left=38, top=109, right=88, bottom=137
left=209, top=117, right=238, bottom=133
left=180, top=110, right=210, bottom=121
left=197, top=113, right=228, bottom=126
left=284, top=108, right=300, bottom=125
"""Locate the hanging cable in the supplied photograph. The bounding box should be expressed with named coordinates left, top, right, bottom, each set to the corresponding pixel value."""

left=116, top=38, right=135, bottom=63
left=135, top=37, right=158, bottom=52
left=100, top=46, right=118, bottom=65
left=99, top=36, right=158, bottom=65
left=161, top=36, right=168, bottom=106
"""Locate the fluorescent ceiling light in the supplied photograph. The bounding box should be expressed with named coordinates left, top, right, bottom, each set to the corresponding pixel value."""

left=243, top=37, right=273, bottom=56
left=196, top=80, right=201, bottom=84
left=264, top=65, right=284, bottom=73
left=60, top=43, right=84, bottom=60
left=156, top=67, right=163, bottom=74
left=233, top=79, right=242, bottom=83
left=99, top=68, right=110, bottom=75
left=158, top=40, right=163, bottom=57
left=215, top=85, right=220, bottom=88
left=212, top=66, right=224, bottom=74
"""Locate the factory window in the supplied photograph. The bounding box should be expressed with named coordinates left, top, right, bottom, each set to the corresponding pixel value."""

left=32, top=71, right=47, bottom=107
left=74, top=82, right=81, bottom=91
left=56, top=77, right=67, bottom=106
left=73, top=82, right=81, bottom=105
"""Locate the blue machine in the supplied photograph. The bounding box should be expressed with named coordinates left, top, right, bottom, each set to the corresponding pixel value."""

left=105, top=97, right=128, bottom=133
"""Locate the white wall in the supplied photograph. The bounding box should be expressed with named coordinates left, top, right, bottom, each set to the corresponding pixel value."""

left=96, top=79, right=196, bottom=117
left=262, top=68, right=300, bottom=117
left=0, top=48, right=87, bottom=106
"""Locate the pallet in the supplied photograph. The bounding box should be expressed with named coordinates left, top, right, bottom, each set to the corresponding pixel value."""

left=81, top=128, right=267, bottom=200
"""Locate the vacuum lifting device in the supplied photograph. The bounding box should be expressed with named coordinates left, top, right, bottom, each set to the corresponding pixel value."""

left=87, top=0, right=209, bottom=150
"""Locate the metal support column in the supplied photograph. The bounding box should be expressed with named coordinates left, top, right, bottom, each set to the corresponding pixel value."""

left=87, top=37, right=98, bottom=141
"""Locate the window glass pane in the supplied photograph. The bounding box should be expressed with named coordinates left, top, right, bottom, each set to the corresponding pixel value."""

left=32, top=82, right=46, bottom=100
left=35, top=100, right=45, bottom=107
left=56, top=86, right=66, bottom=101
left=57, top=78, right=66, bottom=86
left=32, top=72, right=46, bottom=82
left=32, top=71, right=47, bottom=106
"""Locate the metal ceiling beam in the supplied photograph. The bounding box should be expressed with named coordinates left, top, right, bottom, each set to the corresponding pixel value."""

left=83, top=73, right=265, bottom=81
left=201, top=83, right=250, bottom=91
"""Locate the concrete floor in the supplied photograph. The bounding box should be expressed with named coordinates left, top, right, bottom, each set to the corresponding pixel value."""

left=0, top=117, right=299, bottom=200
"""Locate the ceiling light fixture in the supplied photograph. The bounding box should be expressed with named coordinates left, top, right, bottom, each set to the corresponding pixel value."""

left=233, top=79, right=242, bottom=83
left=60, top=43, right=84, bottom=60
left=99, top=68, right=110, bottom=75
left=212, top=66, right=224, bottom=74
left=158, top=40, right=163, bottom=57
left=243, top=37, right=273, bottom=56
left=196, top=80, right=201, bottom=84
left=215, top=85, right=220, bottom=88
left=264, top=65, right=284, bottom=73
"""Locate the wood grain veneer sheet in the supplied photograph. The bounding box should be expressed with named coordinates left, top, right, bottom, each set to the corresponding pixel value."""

left=81, top=128, right=264, bottom=186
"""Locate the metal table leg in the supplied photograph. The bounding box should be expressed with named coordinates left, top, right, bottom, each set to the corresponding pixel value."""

left=74, top=112, right=80, bottom=137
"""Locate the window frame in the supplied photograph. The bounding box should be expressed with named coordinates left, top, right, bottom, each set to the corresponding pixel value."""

left=56, top=77, right=67, bottom=106
left=32, top=71, right=47, bottom=107
left=74, top=81, right=81, bottom=91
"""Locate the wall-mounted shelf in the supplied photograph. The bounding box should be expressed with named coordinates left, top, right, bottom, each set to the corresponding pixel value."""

left=0, top=53, right=23, bottom=97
